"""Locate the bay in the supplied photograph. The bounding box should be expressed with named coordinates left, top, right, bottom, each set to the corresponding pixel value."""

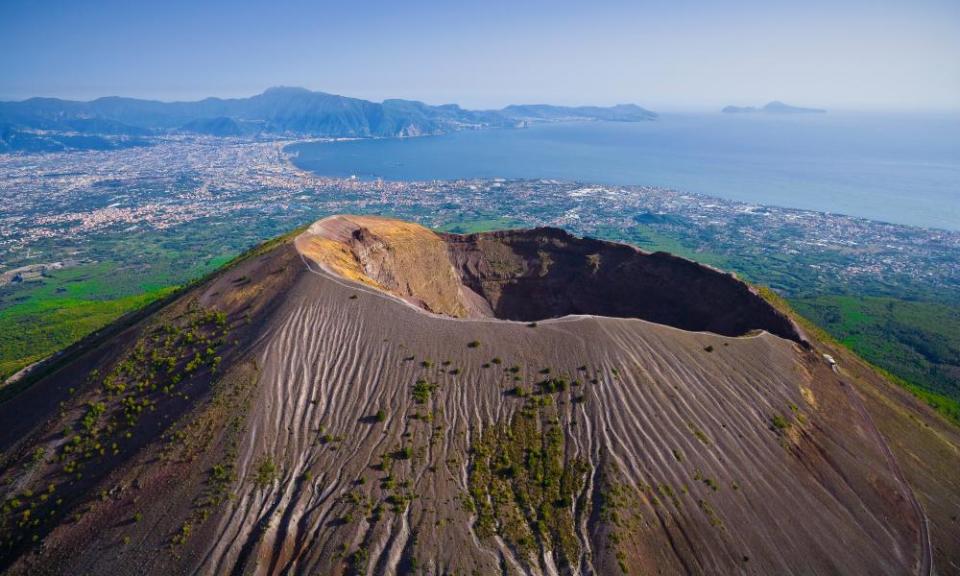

left=287, top=112, right=960, bottom=231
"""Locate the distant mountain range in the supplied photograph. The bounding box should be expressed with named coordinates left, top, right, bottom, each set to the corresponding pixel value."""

left=722, top=101, right=826, bottom=114
left=0, top=87, right=657, bottom=152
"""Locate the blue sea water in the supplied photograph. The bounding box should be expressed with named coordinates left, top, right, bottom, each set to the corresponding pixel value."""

left=287, top=113, right=960, bottom=231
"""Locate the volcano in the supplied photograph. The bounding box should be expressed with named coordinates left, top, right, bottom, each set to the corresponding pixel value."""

left=0, top=215, right=957, bottom=575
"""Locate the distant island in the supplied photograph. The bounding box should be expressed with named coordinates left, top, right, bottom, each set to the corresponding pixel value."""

left=722, top=101, right=826, bottom=114
left=0, top=87, right=657, bottom=153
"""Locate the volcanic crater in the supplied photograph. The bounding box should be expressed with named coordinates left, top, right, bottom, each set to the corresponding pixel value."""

left=296, top=214, right=804, bottom=342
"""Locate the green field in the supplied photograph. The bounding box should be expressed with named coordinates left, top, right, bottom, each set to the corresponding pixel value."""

left=793, top=296, right=960, bottom=401
left=437, top=217, right=527, bottom=234
left=0, top=224, right=253, bottom=381
left=0, top=286, right=176, bottom=378
left=0, top=258, right=190, bottom=380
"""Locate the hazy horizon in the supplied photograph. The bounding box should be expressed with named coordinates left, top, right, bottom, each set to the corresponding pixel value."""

left=2, top=0, right=958, bottom=111
left=3, top=85, right=960, bottom=115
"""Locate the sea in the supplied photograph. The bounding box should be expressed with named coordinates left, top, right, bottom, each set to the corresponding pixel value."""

left=287, top=112, right=960, bottom=231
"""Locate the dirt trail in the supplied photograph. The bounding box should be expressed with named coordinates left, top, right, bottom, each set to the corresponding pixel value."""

left=837, top=363, right=933, bottom=576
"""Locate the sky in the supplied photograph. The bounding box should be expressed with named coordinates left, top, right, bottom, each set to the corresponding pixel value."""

left=1, top=0, right=958, bottom=110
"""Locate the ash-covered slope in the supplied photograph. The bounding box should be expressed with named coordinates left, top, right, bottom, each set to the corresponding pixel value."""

left=1, top=216, right=958, bottom=576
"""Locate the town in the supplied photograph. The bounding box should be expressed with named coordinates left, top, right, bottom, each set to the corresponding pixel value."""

left=1, top=135, right=958, bottom=301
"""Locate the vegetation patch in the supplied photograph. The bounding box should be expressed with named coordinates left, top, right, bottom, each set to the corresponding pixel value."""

left=0, top=286, right=177, bottom=381
left=793, top=295, right=960, bottom=407
left=770, top=414, right=790, bottom=432
left=166, top=362, right=259, bottom=547
left=412, top=378, right=437, bottom=404
left=1, top=302, right=236, bottom=557
left=253, top=456, right=279, bottom=489
left=760, top=287, right=960, bottom=426
left=466, top=394, right=588, bottom=570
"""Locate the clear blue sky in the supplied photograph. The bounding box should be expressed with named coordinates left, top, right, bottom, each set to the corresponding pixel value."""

left=1, top=0, right=958, bottom=110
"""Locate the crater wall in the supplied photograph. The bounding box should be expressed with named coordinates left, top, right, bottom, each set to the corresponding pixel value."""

left=297, top=215, right=804, bottom=342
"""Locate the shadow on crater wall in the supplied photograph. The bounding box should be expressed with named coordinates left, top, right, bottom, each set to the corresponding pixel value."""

left=443, top=227, right=804, bottom=342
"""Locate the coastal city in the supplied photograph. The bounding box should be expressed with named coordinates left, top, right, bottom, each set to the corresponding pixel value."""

left=1, top=135, right=958, bottom=298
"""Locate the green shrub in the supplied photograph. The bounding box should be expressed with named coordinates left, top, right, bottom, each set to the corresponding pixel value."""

left=412, top=379, right=435, bottom=404
left=770, top=414, right=790, bottom=430
left=253, top=456, right=278, bottom=488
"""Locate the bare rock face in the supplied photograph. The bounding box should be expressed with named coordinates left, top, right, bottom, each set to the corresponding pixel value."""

left=443, top=226, right=803, bottom=340
left=295, top=215, right=477, bottom=317
left=1, top=215, right=957, bottom=576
